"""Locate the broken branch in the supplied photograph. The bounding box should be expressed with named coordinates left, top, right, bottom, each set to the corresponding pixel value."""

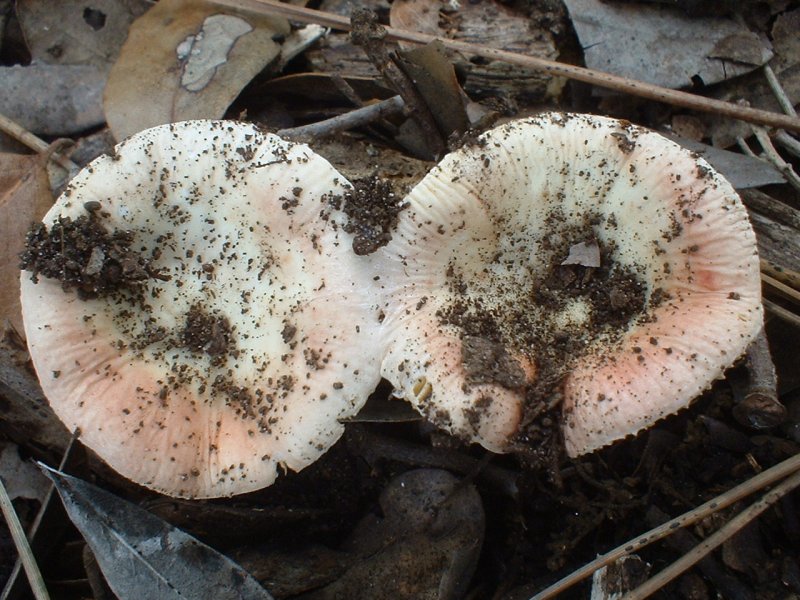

left=733, top=327, right=784, bottom=429
left=0, top=112, right=77, bottom=174
left=277, top=95, right=405, bottom=140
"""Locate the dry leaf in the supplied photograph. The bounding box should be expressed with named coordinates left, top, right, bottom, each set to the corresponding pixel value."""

left=0, top=442, right=49, bottom=502
left=16, top=0, right=149, bottom=67
left=395, top=41, right=470, bottom=141
left=104, top=0, right=289, bottom=140
left=564, top=0, right=773, bottom=89
left=0, top=153, right=54, bottom=334
left=41, top=466, right=276, bottom=600
left=772, top=8, right=800, bottom=69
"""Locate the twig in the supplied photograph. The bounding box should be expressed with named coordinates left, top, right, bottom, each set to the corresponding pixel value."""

left=760, top=259, right=800, bottom=291
left=1, top=433, right=77, bottom=600
left=733, top=327, right=784, bottom=429
left=277, top=95, right=405, bottom=139
left=211, top=0, right=800, bottom=133
left=620, top=469, right=800, bottom=600
left=751, top=125, right=800, bottom=191
left=764, top=65, right=797, bottom=118
left=763, top=298, right=800, bottom=328
left=774, top=130, right=800, bottom=159
left=0, top=112, right=78, bottom=173
left=736, top=136, right=758, bottom=158
left=762, top=272, right=800, bottom=305
left=330, top=73, right=366, bottom=108
left=529, top=452, right=800, bottom=599
left=0, top=477, right=51, bottom=600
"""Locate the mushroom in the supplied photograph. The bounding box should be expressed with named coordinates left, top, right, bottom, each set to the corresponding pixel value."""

left=375, top=112, right=763, bottom=457
left=20, top=120, right=384, bottom=498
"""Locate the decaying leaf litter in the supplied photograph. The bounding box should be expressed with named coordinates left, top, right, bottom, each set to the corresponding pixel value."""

left=1, top=0, right=800, bottom=598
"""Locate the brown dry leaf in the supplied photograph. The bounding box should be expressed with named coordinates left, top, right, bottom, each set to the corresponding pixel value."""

left=0, top=153, right=54, bottom=335
left=395, top=41, right=470, bottom=141
left=104, top=0, right=290, bottom=141
left=16, top=0, right=149, bottom=67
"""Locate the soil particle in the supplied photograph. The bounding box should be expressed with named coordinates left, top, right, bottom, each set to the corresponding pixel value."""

left=281, top=322, right=297, bottom=343
left=181, top=304, right=233, bottom=359
left=339, top=176, right=409, bottom=256
left=20, top=210, right=166, bottom=300
left=462, top=336, right=526, bottom=389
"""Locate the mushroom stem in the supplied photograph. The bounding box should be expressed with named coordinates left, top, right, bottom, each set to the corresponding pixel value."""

left=733, top=327, right=784, bottom=429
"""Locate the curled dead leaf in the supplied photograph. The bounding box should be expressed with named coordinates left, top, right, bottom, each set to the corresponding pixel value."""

left=104, top=0, right=290, bottom=140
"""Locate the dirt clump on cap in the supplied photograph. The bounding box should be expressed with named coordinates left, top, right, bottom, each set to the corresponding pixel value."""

left=339, top=176, right=409, bottom=256
left=438, top=224, right=648, bottom=451
left=462, top=335, right=527, bottom=389
left=181, top=304, right=234, bottom=360
left=20, top=204, right=166, bottom=300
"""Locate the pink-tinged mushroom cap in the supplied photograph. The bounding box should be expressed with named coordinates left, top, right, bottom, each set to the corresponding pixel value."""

left=20, top=121, right=384, bottom=498
left=375, top=113, right=762, bottom=456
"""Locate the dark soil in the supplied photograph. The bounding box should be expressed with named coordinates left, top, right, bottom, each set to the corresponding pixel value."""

left=338, top=176, right=408, bottom=255
left=181, top=304, right=234, bottom=359
left=19, top=205, right=165, bottom=300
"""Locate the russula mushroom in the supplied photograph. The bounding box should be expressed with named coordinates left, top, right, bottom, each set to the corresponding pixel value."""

left=20, top=120, right=384, bottom=498
left=375, top=112, right=762, bottom=457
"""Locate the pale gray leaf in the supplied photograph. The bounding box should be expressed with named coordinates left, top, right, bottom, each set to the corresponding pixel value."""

left=0, top=65, right=105, bottom=135
left=40, top=465, right=274, bottom=600
left=564, top=0, right=772, bottom=89
left=666, top=134, right=785, bottom=189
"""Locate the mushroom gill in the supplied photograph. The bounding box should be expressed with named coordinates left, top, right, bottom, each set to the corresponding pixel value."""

left=374, top=112, right=763, bottom=456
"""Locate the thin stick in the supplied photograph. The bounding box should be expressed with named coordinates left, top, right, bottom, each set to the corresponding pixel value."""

left=529, top=452, right=800, bottom=599
left=764, top=65, right=797, bottom=118
left=0, top=112, right=77, bottom=173
left=775, top=130, right=800, bottom=159
left=763, top=298, right=800, bottom=328
left=277, top=95, right=405, bottom=139
left=760, top=259, right=800, bottom=291
left=0, top=477, right=51, bottom=600
left=752, top=125, right=800, bottom=191
left=212, top=0, right=800, bottom=133
left=1, top=434, right=77, bottom=600
left=621, top=469, right=800, bottom=600
left=733, top=327, right=784, bottom=429
left=736, top=136, right=758, bottom=158
left=762, top=272, right=800, bottom=305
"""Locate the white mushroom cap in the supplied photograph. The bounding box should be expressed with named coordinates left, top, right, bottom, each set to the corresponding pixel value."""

left=376, top=112, right=762, bottom=456
left=20, top=121, right=383, bottom=498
